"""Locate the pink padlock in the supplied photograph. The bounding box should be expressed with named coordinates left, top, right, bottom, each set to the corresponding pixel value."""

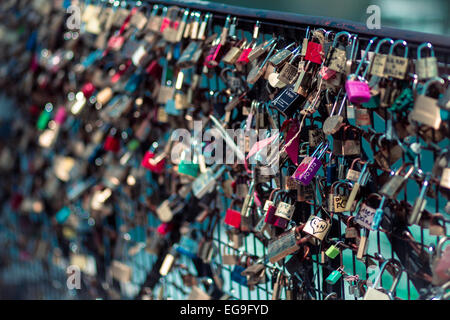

left=54, top=106, right=67, bottom=125
left=345, top=76, right=371, bottom=104
left=344, top=37, right=376, bottom=105
left=319, top=66, right=337, bottom=80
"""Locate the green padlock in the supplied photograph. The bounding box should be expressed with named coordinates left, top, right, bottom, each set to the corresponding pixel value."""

left=325, top=268, right=343, bottom=285
left=178, top=159, right=200, bottom=177
left=325, top=242, right=342, bottom=259
left=126, top=139, right=140, bottom=151
left=36, top=103, right=54, bottom=130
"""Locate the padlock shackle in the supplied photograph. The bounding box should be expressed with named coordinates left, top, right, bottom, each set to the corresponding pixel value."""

left=354, top=36, right=378, bottom=78
left=417, top=42, right=436, bottom=59
left=332, top=31, right=351, bottom=47
left=350, top=157, right=361, bottom=169
left=310, top=141, right=324, bottom=158
left=422, top=77, right=445, bottom=95
left=374, top=38, right=394, bottom=54
left=436, top=236, right=449, bottom=257
left=372, top=259, right=403, bottom=294
left=389, top=39, right=408, bottom=57
left=395, top=162, right=415, bottom=179
left=316, top=143, right=329, bottom=160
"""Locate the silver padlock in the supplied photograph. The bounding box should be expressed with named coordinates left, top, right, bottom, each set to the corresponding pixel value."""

left=410, top=77, right=445, bottom=130
left=364, top=259, right=403, bottom=300
left=379, top=163, right=415, bottom=199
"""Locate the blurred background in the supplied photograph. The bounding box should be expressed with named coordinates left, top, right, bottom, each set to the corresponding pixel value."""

left=209, top=0, right=450, bottom=36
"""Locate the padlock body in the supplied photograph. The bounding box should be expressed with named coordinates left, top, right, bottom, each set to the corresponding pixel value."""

left=292, top=156, right=323, bottom=186
left=411, top=94, right=442, bottom=130
left=345, top=79, right=371, bottom=104
left=224, top=209, right=242, bottom=229
left=325, top=270, right=342, bottom=284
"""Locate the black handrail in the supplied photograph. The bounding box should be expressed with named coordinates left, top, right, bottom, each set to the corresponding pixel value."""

left=145, top=0, right=450, bottom=62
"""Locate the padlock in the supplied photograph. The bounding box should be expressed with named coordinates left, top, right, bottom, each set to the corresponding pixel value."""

left=341, top=125, right=361, bottom=156
left=432, top=237, right=450, bottom=286
left=325, top=267, right=344, bottom=284
left=383, top=39, right=409, bottom=80
left=345, top=38, right=375, bottom=104
left=304, top=32, right=323, bottom=65
left=277, top=46, right=302, bottom=85
left=416, top=42, right=438, bottom=80
left=364, top=259, right=403, bottom=300
left=224, top=200, right=242, bottom=229
left=345, top=215, right=360, bottom=239
left=274, top=191, right=295, bottom=228
left=36, top=104, right=53, bottom=130
left=231, top=256, right=250, bottom=286
left=292, top=142, right=329, bottom=186
left=322, top=92, right=347, bottom=135
left=303, top=211, right=331, bottom=242
left=271, top=85, right=303, bottom=116
left=246, top=40, right=278, bottom=84
left=325, top=31, right=351, bottom=73
left=325, top=241, right=343, bottom=259
left=141, top=142, right=166, bottom=174
left=269, top=42, right=296, bottom=67
left=379, top=163, right=415, bottom=199
left=264, top=189, right=281, bottom=226
left=267, top=228, right=300, bottom=264
left=410, top=77, right=445, bottom=130
left=192, top=164, right=226, bottom=199
left=222, top=39, right=247, bottom=65
left=178, top=151, right=200, bottom=178
left=247, top=37, right=276, bottom=62
left=346, top=158, right=362, bottom=182
left=329, top=181, right=352, bottom=213
left=103, top=128, right=120, bottom=153
left=369, top=38, right=394, bottom=77
left=408, top=173, right=431, bottom=225
left=354, top=193, right=382, bottom=231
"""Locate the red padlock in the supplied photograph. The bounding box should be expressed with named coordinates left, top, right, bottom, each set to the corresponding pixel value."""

left=157, top=222, right=174, bottom=235
left=236, top=47, right=252, bottom=65
left=204, top=42, right=222, bottom=68
left=145, top=60, right=163, bottom=79
left=141, top=148, right=166, bottom=174
left=104, top=129, right=120, bottom=153
left=305, top=41, right=323, bottom=65
left=224, top=200, right=242, bottom=229
left=81, top=82, right=96, bottom=98
left=11, top=193, right=23, bottom=211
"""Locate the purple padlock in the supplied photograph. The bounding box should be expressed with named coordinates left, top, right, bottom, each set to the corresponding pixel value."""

left=292, top=142, right=329, bottom=186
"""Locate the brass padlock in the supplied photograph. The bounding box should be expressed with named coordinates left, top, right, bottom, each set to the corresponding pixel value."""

left=369, top=38, right=393, bottom=78
left=383, top=39, right=409, bottom=80
left=325, top=31, right=351, bottom=73
left=416, top=42, right=438, bottom=80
